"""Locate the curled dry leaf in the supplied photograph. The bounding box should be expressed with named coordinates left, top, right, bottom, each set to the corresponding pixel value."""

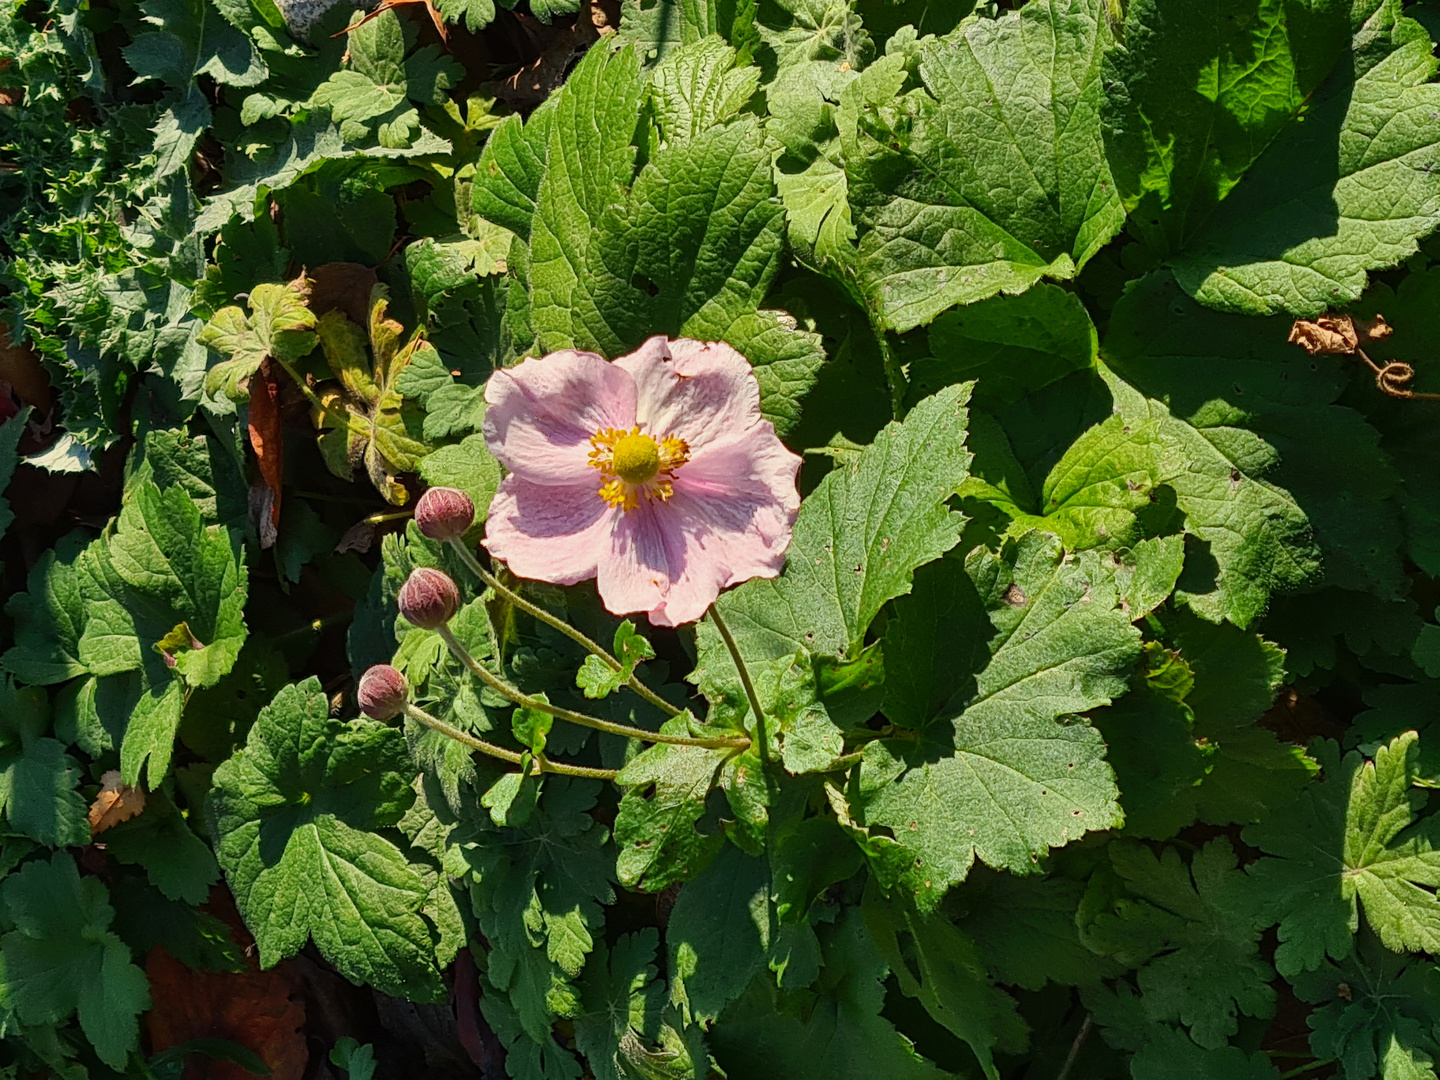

left=1287, top=313, right=1392, bottom=355
left=247, top=357, right=284, bottom=532
left=89, top=770, right=146, bottom=835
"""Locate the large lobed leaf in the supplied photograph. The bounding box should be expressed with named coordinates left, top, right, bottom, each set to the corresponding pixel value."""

left=207, top=679, right=446, bottom=1001
left=842, top=532, right=1138, bottom=910
left=847, top=0, right=1125, bottom=332
left=695, top=382, right=973, bottom=693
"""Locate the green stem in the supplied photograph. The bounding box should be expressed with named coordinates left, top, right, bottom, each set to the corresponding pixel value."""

left=866, top=298, right=907, bottom=421
left=273, top=357, right=371, bottom=440
left=365, top=509, right=414, bottom=526
left=447, top=540, right=682, bottom=719
left=435, top=625, right=748, bottom=750
left=402, top=703, right=618, bottom=780
left=707, top=605, right=767, bottom=761
left=1278, top=1061, right=1336, bottom=1080
left=1055, top=1014, right=1092, bottom=1080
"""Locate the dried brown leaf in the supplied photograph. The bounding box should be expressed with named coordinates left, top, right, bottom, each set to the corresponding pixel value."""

left=89, top=770, right=145, bottom=835
left=1288, top=314, right=1359, bottom=354
left=146, top=888, right=308, bottom=1080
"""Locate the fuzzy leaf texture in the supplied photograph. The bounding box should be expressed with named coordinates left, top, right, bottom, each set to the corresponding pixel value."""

left=206, top=679, right=446, bottom=1001
left=847, top=0, right=1126, bottom=332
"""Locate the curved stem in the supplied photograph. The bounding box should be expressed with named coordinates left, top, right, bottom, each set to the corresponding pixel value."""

left=273, top=357, right=371, bottom=440
left=401, top=703, right=619, bottom=780
left=707, top=605, right=767, bottom=760
left=435, top=625, right=748, bottom=750
left=447, top=541, right=682, bottom=718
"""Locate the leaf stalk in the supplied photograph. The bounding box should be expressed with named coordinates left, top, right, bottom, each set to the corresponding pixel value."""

left=434, top=625, right=747, bottom=750
left=447, top=540, right=682, bottom=718
left=707, top=604, right=768, bottom=760
left=401, top=702, right=618, bottom=780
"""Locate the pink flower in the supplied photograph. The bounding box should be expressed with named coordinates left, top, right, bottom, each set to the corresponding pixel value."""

left=481, top=337, right=802, bottom=626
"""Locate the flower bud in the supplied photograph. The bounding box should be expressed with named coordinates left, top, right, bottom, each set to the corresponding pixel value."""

left=398, top=567, right=461, bottom=629
left=415, top=486, right=476, bottom=541
left=357, top=664, right=409, bottom=721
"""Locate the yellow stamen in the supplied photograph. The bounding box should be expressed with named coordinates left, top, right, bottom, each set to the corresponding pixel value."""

left=589, top=425, right=690, bottom=511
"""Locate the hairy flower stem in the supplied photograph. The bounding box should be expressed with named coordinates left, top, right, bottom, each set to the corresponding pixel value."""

left=446, top=540, right=682, bottom=719
left=707, top=605, right=768, bottom=761
left=401, top=703, right=618, bottom=780
left=435, top=625, right=748, bottom=750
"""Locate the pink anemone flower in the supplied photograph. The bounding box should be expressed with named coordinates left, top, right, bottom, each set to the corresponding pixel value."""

left=481, top=336, right=802, bottom=626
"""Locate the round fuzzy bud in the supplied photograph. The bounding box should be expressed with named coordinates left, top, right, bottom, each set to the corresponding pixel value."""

left=415, top=487, right=476, bottom=541
left=398, top=567, right=461, bottom=629
left=357, top=664, right=409, bottom=721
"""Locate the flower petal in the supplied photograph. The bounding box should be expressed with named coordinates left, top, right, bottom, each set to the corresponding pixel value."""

left=483, top=477, right=615, bottom=585
left=596, top=501, right=676, bottom=621
left=596, top=445, right=800, bottom=627
left=484, top=351, right=637, bottom=485
left=674, top=425, right=802, bottom=519
left=613, top=337, right=760, bottom=452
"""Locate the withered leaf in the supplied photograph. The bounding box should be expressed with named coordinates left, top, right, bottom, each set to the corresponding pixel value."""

left=90, top=770, right=146, bottom=835
left=1287, top=313, right=1392, bottom=355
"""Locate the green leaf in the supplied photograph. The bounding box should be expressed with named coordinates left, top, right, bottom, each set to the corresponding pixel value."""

left=1290, top=929, right=1440, bottom=1080
left=2, top=535, right=93, bottom=685
left=127, top=428, right=249, bottom=533
left=330, top=1037, right=379, bottom=1080
left=666, top=847, right=771, bottom=1024
left=1101, top=360, right=1321, bottom=627
left=1080, top=839, right=1275, bottom=1049
left=417, top=435, right=501, bottom=522
left=122, top=0, right=267, bottom=180
left=0, top=406, right=30, bottom=544
left=472, top=103, right=555, bottom=242
left=696, top=383, right=972, bottom=695
left=435, top=0, right=496, bottom=30
left=576, top=622, right=654, bottom=701
left=912, top=284, right=1098, bottom=409
left=0, top=853, right=151, bottom=1070
left=847, top=0, right=1125, bottom=332
left=106, top=480, right=248, bottom=692
left=103, top=791, right=220, bottom=905
left=615, top=116, right=824, bottom=434
left=848, top=532, right=1138, bottom=910
left=206, top=679, right=444, bottom=1000
left=453, top=777, right=615, bottom=1042
left=862, top=889, right=1027, bottom=1080
left=308, top=9, right=461, bottom=144
left=615, top=0, right=738, bottom=64
left=574, top=930, right=708, bottom=1080
left=1245, top=731, right=1440, bottom=978
left=529, top=45, right=647, bottom=356
left=710, top=907, right=952, bottom=1080
left=649, top=36, right=759, bottom=145
left=1172, top=12, right=1440, bottom=315
left=0, top=680, right=88, bottom=848
left=1101, top=0, right=1351, bottom=256
left=954, top=870, right=1119, bottom=991
left=612, top=713, right=729, bottom=891
left=1356, top=681, right=1440, bottom=785
left=199, top=280, right=317, bottom=401
left=756, top=0, right=872, bottom=71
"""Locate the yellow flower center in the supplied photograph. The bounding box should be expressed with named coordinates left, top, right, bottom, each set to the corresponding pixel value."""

left=611, top=431, right=662, bottom=484
left=589, top=426, right=690, bottom=511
